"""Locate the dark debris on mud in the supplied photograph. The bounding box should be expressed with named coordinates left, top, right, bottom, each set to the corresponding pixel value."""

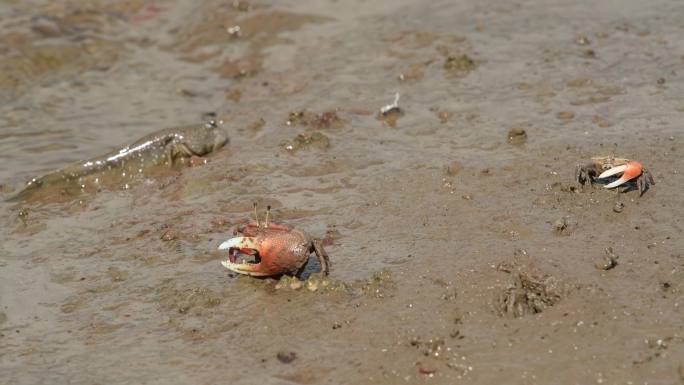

left=494, top=251, right=574, bottom=318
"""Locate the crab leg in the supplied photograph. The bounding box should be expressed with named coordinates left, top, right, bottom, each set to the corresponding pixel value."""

left=312, top=240, right=330, bottom=275
left=598, top=161, right=643, bottom=189
left=638, top=170, right=655, bottom=195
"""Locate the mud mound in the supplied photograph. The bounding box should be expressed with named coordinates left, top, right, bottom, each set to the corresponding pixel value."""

left=494, top=251, right=574, bottom=318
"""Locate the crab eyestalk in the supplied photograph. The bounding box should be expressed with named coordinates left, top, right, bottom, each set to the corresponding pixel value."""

left=264, top=205, right=271, bottom=228
left=252, top=202, right=260, bottom=229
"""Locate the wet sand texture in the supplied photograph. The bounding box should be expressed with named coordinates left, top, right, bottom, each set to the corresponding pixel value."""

left=1, top=0, right=683, bottom=384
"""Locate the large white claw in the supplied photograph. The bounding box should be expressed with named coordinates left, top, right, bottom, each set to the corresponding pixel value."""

left=599, top=164, right=630, bottom=189
left=219, top=237, right=262, bottom=275
left=597, top=161, right=643, bottom=189
left=603, top=177, right=629, bottom=189
left=221, top=259, right=260, bottom=275
left=218, top=236, right=258, bottom=251
left=598, top=164, right=628, bottom=179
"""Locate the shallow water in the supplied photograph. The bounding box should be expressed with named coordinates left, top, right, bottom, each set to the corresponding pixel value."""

left=1, top=0, right=684, bottom=384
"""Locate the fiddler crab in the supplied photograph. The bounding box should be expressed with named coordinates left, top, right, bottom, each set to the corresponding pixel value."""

left=218, top=204, right=330, bottom=277
left=575, top=156, right=655, bottom=195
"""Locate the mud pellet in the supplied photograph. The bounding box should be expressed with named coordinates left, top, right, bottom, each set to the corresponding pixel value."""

left=277, top=351, right=297, bottom=364
left=595, top=247, right=618, bottom=270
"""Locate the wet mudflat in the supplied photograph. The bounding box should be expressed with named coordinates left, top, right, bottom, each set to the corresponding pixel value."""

left=1, top=0, right=683, bottom=384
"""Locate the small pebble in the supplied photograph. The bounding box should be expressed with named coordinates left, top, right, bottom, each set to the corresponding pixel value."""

left=557, top=111, right=575, bottom=121
left=160, top=229, right=179, bottom=241
left=18, top=208, right=30, bottom=225
left=553, top=217, right=568, bottom=234
left=595, top=247, right=618, bottom=270
left=583, top=49, right=596, bottom=58
left=613, top=202, right=625, bottom=213
left=575, top=35, right=591, bottom=45
left=443, top=54, right=476, bottom=73
left=444, top=161, right=463, bottom=176
left=306, top=279, right=319, bottom=292
left=507, top=128, right=527, bottom=145
left=438, top=111, right=449, bottom=123
left=290, top=280, right=304, bottom=290
left=417, top=362, right=438, bottom=376
left=277, top=351, right=297, bottom=364
left=592, top=115, right=613, bottom=128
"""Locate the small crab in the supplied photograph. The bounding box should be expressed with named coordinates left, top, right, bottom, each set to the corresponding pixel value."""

left=576, top=156, right=654, bottom=195
left=218, top=204, right=330, bottom=277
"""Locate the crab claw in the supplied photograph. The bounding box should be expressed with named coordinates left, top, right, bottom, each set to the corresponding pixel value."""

left=598, top=161, right=643, bottom=189
left=218, top=237, right=268, bottom=276
left=218, top=236, right=258, bottom=252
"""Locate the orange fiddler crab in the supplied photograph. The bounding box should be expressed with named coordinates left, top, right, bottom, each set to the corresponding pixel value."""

left=218, top=204, right=330, bottom=277
left=576, top=156, right=655, bottom=195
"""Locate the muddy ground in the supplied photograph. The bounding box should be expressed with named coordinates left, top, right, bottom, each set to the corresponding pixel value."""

left=1, top=0, right=683, bottom=384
